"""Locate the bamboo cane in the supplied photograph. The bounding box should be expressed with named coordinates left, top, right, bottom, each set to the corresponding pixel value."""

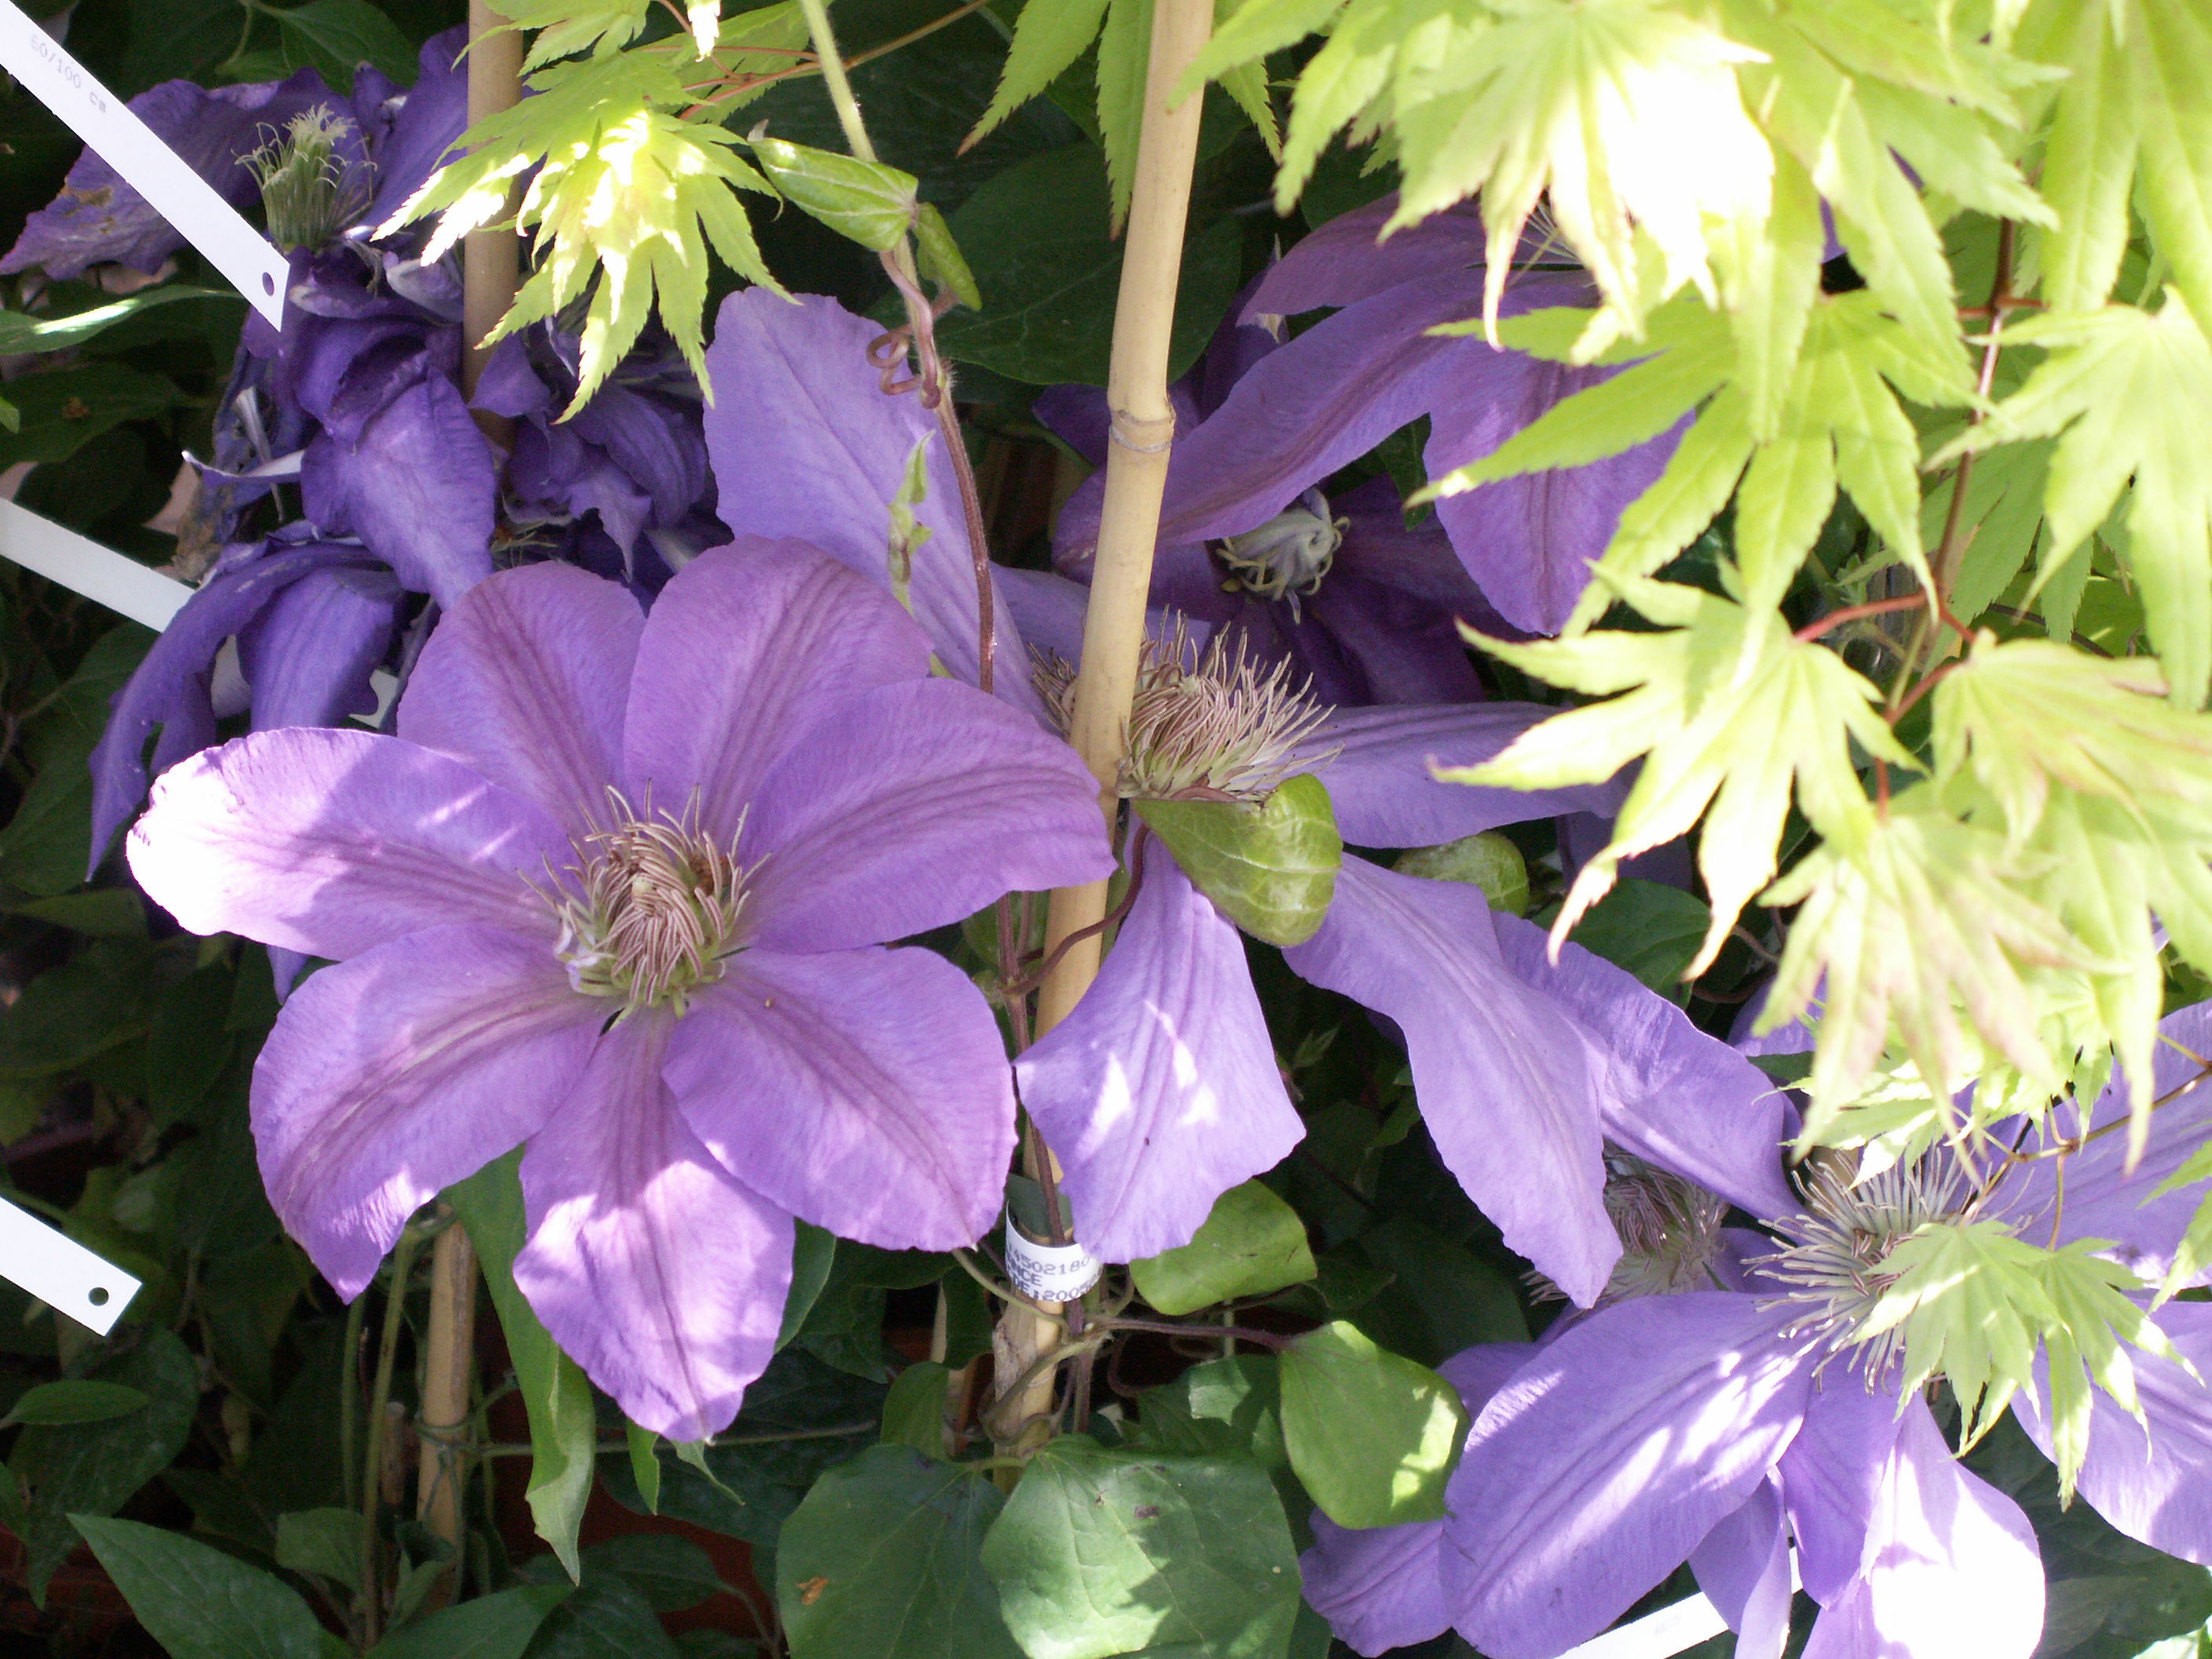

left=992, top=0, right=1214, bottom=1454
left=413, top=0, right=522, bottom=1588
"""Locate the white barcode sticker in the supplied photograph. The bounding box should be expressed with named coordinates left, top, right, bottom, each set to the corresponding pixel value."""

left=1003, top=1224, right=1101, bottom=1302
left=0, top=0, right=287, bottom=326
left=0, top=1195, right=141, bottom=1335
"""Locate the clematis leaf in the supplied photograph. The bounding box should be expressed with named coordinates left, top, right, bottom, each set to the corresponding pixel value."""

left=911, top=203, right=979, bottom=310
left=879, top=1361, right=951, bottom=1461
left=1455, top=580, right=1916, bottom=976
left=780, top=1446, right=1022, bottom=1658
left=0, top=1382, right=148, bottom=1429
left=71, top=1515, right=345, bottom=1659
left=1936, top=296, right=2212, bottom=706
left=448, top=1151, right=595, bottom=1580
left=1135, top=773, right=1342, bottom=947
left=1393, top=832, right=1529, bottom=915
left=1277, top=1321, right=1469, bottom=1529
left=1130, top=1181, right=1317, bottom=1315
left=1862, top=1220, right=2182, bottom=1496
left=980, top=1440, right=1300, bottom=1659
left=748, top=137, right=917, bottom=253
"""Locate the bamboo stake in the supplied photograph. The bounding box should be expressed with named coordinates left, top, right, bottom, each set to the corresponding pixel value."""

left=992, top=0, right=1214, bottom=1454
left=412, top=0, right=521, bottom=1588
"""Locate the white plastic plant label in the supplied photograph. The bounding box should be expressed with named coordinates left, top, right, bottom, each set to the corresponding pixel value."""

left=0, top=1193, right=141, bottom=1335
left=1003, top=1223, right=1101, bottom=1302
left=0, top=0, right=288, bottom=326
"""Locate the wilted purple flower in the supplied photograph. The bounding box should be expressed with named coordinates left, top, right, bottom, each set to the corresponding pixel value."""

left=1306, top=998, right=2212, bottom=1659
left=1056, top=195, right=1686, bottom=638
left=124, top=541, right=1113, bottom=1437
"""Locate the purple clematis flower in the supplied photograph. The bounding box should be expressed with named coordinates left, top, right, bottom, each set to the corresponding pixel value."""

left=123, top=540, right=1114, bottom=1438
left=1054, top=195, right=1685, bottom=638
left=1038, top=309, right=1493, bottom=707
left=1305, top=998, right=2212, bottom=1659
left=1000, top=580, right=1790, bottom=1305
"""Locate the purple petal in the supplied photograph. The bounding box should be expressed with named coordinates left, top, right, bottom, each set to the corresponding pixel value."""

left=1284, top=856, right=1619, bottom=1306
left=398, top=560, right=641, bottom=833
left=1490, top=912, right=1800, bottom=1221
left=1800, top=1397, right=2043, bottom=1659
left=515, top=1012, right=791, bottom=1441
left=1689, top=1478, right=1793, bottom=1659
left=1306, top=703, right=1628, bottom=848
left=665, top=946, right=1016, bottom=1249
left=571, top=384, right=709, bottom=530
left=739, top=676, right=1113, bottom=955
left=362, top=28, right=468, bottom=231
left=2, top=70, right=335, bottom=278
left=702, top=290, right=1042, bottom=714
left=1242, top=197, right=1489, bottom=320
left=1983, top=1000, right=2212, bottom=1280
left=1016, top=854, right=1302, bottom=1262
left=621, top=538, right=928, bottom=838
left=88, top=542, right=375, bottom=867
left=251, top=922, right=599, bottom=1295
left=1441, top=1292, right=1815, bottom=1659
left=2016, top=1301, right=2212, bottom=1565
left=1301, top=575, right=1484, bottom=706
left=1424, top=351, right=1686, bottom=635
left=240, top=563, right=403, bottom=730
left=1032, top=385, right=1109, bottom=467
left=1779, top=1375, right=1913, bottom=1603
left=128, top=727, right=569, bottom=961
left=300, top=375, right=496, bottom=610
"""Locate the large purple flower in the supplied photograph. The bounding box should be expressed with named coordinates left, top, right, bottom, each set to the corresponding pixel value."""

left=1051, top=196, right=1685, bottom=638
left=1000, top=580, right=1790, bottom=1306
left=1303, top=998, right=2212, bottom=1659
left=125, top=541, right=1113, bottom=1438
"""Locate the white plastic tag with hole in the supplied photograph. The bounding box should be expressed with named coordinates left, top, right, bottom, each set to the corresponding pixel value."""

left=1003, top=1224, right=1101, bottom=1302
left=0, top=1194, right=140, bottom=1335
left=0, top=0, right=287, bottom=326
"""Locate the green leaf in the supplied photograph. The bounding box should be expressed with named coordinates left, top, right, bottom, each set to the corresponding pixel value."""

left=911, top=203, right=980, bottom=310
left=625, top=1421, right=662, bottom=1514
left=1277, top=1321, right=1468, bottom=1528
left=1939, top=296, right=2212, bottom=705
left=4, top=891, right=145, bottom=937
left=1130, top=1181, right=1317, bottom=1315
left=748, top=136, right=919, bottom=251
left=0, top=621, right=153, bottom=891
left=370, top=1584, right=570, bottom=1659
left=0, top=364, right=180, bottom=471
left=880, top=1361, right=951, bottom=1459
left=447, top=1151, right=595, bottom=1578
left=0, top=287, right=234, bottom=357
left=581, top=1536, right=727, bottom=1613
left=778, top=1221, right=838, bottom=1350
left=273, top=1507, right=361, bottom=1584
left=71, top=1514, right=332, bottom=1659
left=981, top=1439, right=1299, bottom=1659
left=1093, top=0, right=1151, bottom=228
left=1392, top=833, right=1529, bottom=915
left=521, top=1566, right=681, bottom=1659
left=147, top=964, right=236, bottom=1126
left=390, top=53, right=781, bottom=411
left=2018, top=0, right=2212, bottom=331
left=13, top=1328, right=196, bottom=1601
left=965, top=0, right=1111, bottom=149
left=778, top=1445, right=1021, bottom=1659
left=1133, top=1356, right=1286, bottom=1467
left=931, top=142, right=1243, bottom=385
left=266, top=0, right=417, bottom=91
left=1456, top=580, right=1917, bottom=974
left=1566, top=879, right=1714, bottom=1002
left=1135, top=773, right=1342, bottom=947
left=0, top=1381, right=147, bottom=1428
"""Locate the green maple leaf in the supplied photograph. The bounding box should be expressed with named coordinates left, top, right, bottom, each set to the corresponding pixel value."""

left=1939, top=295, right=2212, bottom=706
left=1426, top=291, right=1975, bottom=626
left=1862, top=1218, right=2180, bottom=1493
left=1448, top=575, right=1916, bottom=975
left=1759, top=784, right=2098, bottom=1120
left=2016, top=0, right=2212, bottom=331
left=384, top=53, right=782, bottom=414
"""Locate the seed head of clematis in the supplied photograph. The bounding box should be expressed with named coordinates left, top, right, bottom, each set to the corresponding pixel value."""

left=248, top=107, right=373, bottom=253
left=126, top=540, right=1113, bottom=1439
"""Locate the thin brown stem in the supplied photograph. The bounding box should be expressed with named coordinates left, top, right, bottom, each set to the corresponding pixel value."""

left=1096, top=1316, right=1290, bottom=1351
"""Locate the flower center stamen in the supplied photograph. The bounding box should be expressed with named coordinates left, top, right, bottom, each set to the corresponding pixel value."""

left=1529, top=1152, right=1727, bottom=1306
left=1218, top=489, right=1346, bottom=621
left=1758, top=1155, right=1966, bottom=1376
left=546, top=788, right=753, bottom=1014
left=1035, top=621, right=1335, bottom=802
